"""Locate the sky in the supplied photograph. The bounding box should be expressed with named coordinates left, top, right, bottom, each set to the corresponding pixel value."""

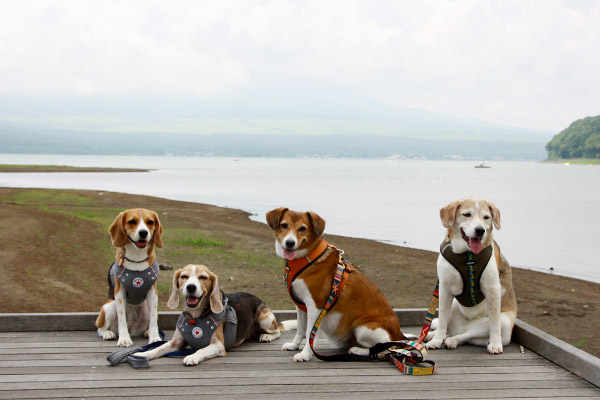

left=0, top=0, right=599, bottom=132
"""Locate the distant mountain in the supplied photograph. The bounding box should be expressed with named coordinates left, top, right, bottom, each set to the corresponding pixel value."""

left=0, top=93, right=554, bottom=160
left=546, top=115, right=600, bottom=159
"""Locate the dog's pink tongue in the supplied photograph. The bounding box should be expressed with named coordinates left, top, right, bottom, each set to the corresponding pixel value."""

left=283, top=249, right=297, bottom=260
left=136, top=240, right=148, bottom=248
left=186, top=296, right=199, bottom=307
left=469, top=238, right=483, bottom=254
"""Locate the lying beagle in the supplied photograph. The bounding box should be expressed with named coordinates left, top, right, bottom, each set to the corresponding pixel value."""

left=266, top=208, right=404, bottom=362
left=96, top=208, right=164, bottom=347
left=133, top=264, right=290, bottom=366
left=425, top=197, right=517, bottom=354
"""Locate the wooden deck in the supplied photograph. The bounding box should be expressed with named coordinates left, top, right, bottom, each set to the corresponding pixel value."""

left=0, top=311, right=599, bottom=399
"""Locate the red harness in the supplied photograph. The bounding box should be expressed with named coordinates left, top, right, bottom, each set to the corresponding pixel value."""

left=283, top=240, right=350, bottom=312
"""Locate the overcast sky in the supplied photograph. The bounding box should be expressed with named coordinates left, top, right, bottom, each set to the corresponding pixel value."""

left=1, top=0, right=599, bottom=132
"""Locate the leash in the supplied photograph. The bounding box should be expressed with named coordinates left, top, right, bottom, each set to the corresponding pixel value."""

left=305, top=247, right=439, bottom=375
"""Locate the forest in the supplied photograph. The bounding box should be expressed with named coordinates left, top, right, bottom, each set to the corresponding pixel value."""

left=546, top=115, right=600, bottom=159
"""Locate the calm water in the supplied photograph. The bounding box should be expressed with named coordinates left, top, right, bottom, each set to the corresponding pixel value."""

left=1, top=154, right=599, bottom=283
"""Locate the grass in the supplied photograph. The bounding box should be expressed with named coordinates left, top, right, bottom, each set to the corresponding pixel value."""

left=0, top=164, right=149, bottom=172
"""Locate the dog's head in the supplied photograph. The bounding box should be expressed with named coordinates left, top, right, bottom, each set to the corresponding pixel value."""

left=167, top=264, right=223, bottom=314
left=440, top=197, right=501, bottom=254
left=266, top=207, right=325, bottom=260
left=109, top=208, right=163, bottom=249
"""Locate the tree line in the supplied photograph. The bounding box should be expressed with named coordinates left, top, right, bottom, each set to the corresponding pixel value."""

left=546, top=115, right=600, bottom=159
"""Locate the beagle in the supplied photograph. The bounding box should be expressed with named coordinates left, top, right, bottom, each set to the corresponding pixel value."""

left=96, top=208, right=164, bottom=347
left=133, top=264, right=290, bottom=366
left=425, top=197, right=517, bottom=354
left=266, top=208, right=404, bottom=362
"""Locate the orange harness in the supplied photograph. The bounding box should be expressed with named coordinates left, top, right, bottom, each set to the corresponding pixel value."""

left=283, top=240, right=351, bottom=312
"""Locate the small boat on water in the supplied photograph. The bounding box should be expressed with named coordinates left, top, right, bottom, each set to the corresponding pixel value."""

left=474, top=162, right=491, bottom=168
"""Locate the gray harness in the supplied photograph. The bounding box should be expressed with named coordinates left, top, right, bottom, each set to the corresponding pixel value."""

left=177, top=298, right=238, bottom=351
left=109, top=261, right=160, bottom=305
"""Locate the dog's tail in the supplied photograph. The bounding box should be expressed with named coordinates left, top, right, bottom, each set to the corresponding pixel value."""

left=278, top=320, right=298, bottom=332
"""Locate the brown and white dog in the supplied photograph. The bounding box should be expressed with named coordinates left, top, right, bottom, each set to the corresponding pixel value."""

left=425, top=197, right=517, bottom=354
left=96, top=208, right=164, bottom=347
left=133, top=264, right=290, bottom=365
left=266, top=208, right=403, bottom=362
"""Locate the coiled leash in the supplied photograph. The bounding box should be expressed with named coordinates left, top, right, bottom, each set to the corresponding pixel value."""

left=306, top=247, right=439, bottom=375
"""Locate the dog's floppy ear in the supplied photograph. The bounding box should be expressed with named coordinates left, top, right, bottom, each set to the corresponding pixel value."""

left=440, top=200, right=460, bottom=229
left=307, top=211, right=326, bottom=237
left=266, top=207, right=288, bottom=230
left=151, top=211, right=164, bottom=248
left=208, top=271, right=224, bottom=314
left=487, top=201, right=501, bottom=230
left=109, top=212, right=128, bottom=247
left=167, top=268, right=183, bottom=309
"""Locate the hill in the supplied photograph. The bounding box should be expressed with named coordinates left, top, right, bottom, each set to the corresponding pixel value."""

left=546, top=115, right=600, bottom=159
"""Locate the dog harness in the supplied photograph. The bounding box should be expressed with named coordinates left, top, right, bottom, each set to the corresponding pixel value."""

left=440, top=237, right=493, bottom=307
left=109, top=261, right=160, bottom=305
left=283, top=240, right=342, bottom=312
left=176, top=298, right=238, bottom=351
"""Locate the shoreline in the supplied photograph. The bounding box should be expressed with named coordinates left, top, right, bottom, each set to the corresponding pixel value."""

left=0, top=164, right=150, bottom=173
left=0, top=186, right=598, bottom=357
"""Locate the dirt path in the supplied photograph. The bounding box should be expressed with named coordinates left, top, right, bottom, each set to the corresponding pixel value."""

left=0, top=187, right=598, bottom=357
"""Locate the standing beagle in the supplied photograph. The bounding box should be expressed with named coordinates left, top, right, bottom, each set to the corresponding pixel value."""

left=96, top=208, right=163, bottom=347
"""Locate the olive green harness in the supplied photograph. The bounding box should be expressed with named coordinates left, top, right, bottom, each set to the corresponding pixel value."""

left=440, top=238, right=493, bottom=307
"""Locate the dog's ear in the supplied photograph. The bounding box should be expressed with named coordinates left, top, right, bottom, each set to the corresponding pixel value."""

left=208, top=271, right=224, bottom=314
left=151, top=211, right=164, bottom=248
left=167, top=269, right=183, bottom=309
left=266, top=207, right=288, bottom=230
left=487, top=201, right=501, bottom=230
left=109, top=212, right=128, bottom=247
left=306, top=211, right=326, bottom=237
left=440, top=201, right=460, bottom=229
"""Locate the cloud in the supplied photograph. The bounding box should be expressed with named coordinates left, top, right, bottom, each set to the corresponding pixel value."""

left=0, top=0, right=598, bottom=130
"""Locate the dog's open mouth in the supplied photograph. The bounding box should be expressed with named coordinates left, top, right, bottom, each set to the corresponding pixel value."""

left=461, top=229, right=483, bottom=254
left=283, top=248, right=297, bottom=260
left=186, top=295, right=202, bottom=308
left=135, top=240, right=148, bottom=248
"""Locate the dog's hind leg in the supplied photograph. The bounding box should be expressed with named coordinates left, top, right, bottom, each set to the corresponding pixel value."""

left=348, top=325, right=393, bottom=356
left=444, top=318, right=490, bottom=349
left=97, top=301, right=117, bottom=340
left=257, top=307, right=282, bottom=343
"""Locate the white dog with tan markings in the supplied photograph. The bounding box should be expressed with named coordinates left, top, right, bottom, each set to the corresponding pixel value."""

left=425, top=197, right=517, bottom=354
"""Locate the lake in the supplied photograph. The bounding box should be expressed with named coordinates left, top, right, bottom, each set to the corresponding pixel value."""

left=1, top=154, right=599, bottom=283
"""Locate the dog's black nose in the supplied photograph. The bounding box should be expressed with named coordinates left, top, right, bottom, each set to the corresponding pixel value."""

left=475, top=227, right=485, bottom=237
left=285, top=239, right=296, bottom=249
left=186, top=284, right=197, bottom=293
left=138, top=229, right=148, bottom=238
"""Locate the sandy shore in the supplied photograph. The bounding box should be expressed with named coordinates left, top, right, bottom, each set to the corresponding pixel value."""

left=0, top=187, right=598, bottom=357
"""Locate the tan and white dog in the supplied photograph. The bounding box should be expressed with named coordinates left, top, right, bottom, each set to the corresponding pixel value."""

left=425, top=197, right=517, bottom=354
left=266, top=208, right=403, bottom=362
left=133, top=264, right=290, bottom=366
left=96, top=208, right=164, bottom=347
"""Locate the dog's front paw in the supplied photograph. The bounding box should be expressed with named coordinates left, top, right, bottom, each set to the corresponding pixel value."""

left=292, top=350, right=312, bottom=362
left=444, top=337, right=458, bottom=349
left=117, top=335, right=134, bottom=347
left=425, top=337, right=445, bottom=350
left=259, top=332, right=281, bottom=343
left=183, top=354, right=202, bottom=366
left=147, top=334, right=162, bottom=344
left=488, top=341, right=503, bottom=355
left=100, top=330, right=116, bottom=341
left=282, top=341, right=299, bottom=351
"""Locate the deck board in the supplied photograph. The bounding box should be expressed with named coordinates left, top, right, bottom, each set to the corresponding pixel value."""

left=0, top=328, right=598, bottom=400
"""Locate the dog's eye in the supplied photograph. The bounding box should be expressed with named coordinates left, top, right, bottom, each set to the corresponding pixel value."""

left=280, top=223, right=288, bottom=229
left=128, top=219, right=136, bottom=225
left=483, top=215, right=490, bottom=220
left=146, top=220, right=154, bottom=225
left=298, top=226, right=307, bottom=232
left=462, top=213, right=471, bottom=217
left=198, top=275, right=208, bottom=280
left=180, top=274, right=188, bottom=280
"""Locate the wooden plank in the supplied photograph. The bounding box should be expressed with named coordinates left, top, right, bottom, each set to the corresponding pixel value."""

left=514, top=319, right=600, bottom=387
left=2, top=386, right=599, bottom=399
